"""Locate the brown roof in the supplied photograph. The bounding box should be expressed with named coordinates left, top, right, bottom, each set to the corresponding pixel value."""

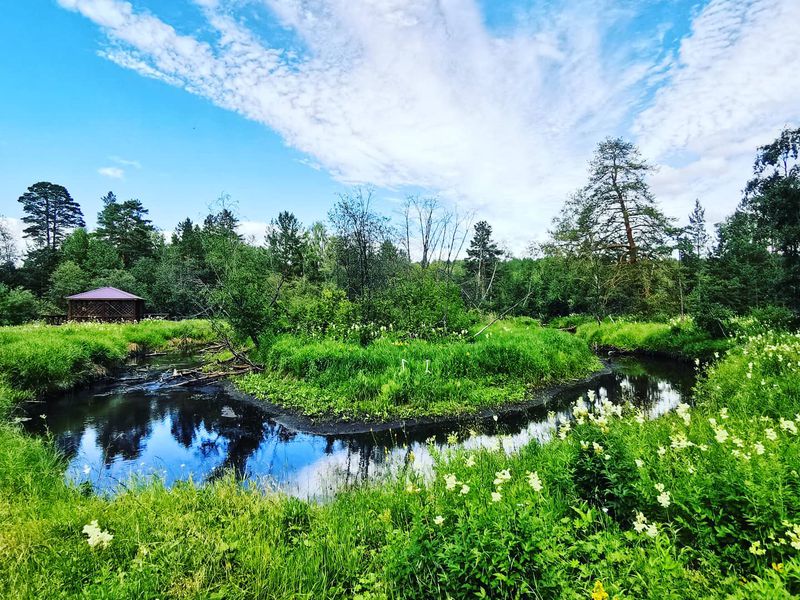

left=66, top=287, right=144, bottom=301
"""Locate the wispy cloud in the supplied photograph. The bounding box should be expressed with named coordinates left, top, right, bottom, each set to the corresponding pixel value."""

left=110, top=155, right=141, bottom=169
left=635, top=0, right=800, bottom=225
left=98, top=166, right=125, bottom=179
left=58, top=0, right=800, bottom=248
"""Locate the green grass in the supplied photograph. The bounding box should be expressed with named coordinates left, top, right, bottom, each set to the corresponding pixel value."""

left=2, top=322, right=800, bottom=597
left=237, top=320, right=602, bottom=420
left=575, top=318, right=731, bottom=359
left=0, top=320, right=215, bottom=401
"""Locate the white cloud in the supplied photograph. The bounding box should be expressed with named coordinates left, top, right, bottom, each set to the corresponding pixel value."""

left=98, top=166, right=125, bottom=179
left=58, top=0, right=800, bottom=250
left=635, top=0, right=800, bottom=226
left=237, top=220, right=268, bottom=244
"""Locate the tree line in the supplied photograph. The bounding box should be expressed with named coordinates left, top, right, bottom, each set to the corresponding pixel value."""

left=1, top=126, right=798, bottom=337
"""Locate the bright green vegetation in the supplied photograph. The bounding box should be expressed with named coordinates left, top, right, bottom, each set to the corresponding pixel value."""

left=2, top=328, right=800, bottom=597
left=0, top=320, right=214, bottom=407
left=575, top=318, right=731, bottom=359
left=236, top=320, right=601, bottom=420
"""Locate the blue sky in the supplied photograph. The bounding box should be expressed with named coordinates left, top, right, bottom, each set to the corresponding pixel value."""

left=1, top=0, right=798, bottom=253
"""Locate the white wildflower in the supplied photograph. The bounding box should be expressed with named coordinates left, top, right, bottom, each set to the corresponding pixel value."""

left=491, top=491, right=502, bottom=503
left=434, top=515, right=445, bottom=526
left=714, top=427, right=729, bottom=444
left=82, top=520, right=113, bottom=549
left=675, top=403, right=691, bottom=425
left=527, top=471, right=543, bottom=493
left=493, top=469, right=512, bottom=487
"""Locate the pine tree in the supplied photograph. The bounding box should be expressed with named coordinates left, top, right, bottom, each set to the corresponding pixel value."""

left=464, top=220, right=502, bottom=304
left=266, top=211, right=306, bottom=278
left=686, top=199, right=710, bottom=258
left=96, top=192, right=156, bottom=267
left=17, top=181, right=85, bottom=250
left=552, top=138, right=673, bottom=263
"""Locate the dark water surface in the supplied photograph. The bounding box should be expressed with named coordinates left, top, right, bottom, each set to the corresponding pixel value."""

left=22, top=354, right=695, bottom=498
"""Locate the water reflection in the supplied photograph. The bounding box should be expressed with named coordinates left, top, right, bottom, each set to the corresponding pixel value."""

left=22, top=355, right=695, bottom=498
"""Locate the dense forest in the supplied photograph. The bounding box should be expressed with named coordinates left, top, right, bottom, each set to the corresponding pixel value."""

left=2, top=127, right=798, bottom=342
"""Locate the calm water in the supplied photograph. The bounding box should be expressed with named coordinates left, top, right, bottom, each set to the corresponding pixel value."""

left=21, top=354, right=695, bottom=498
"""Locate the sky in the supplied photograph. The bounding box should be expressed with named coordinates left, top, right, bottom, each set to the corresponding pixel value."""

left=1, top=0, right=798, bottom=255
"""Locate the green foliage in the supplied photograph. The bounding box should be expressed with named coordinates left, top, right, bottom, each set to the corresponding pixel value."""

left=2, top=321, right=800, bottom=597
left=0, top=285, right=38, bottom=326
left=239, top=320, right=600, bottom=420
left=575, top=318, right=730, bottom=359
left=374, top=267, right=475, bottom=337
left=267, top=211, right=307, bottom=278
left=96, top=192, right=157, bottom=267
left=206, top=238, right=282, bottom=347
left=17, top=181, right=85, bottom=250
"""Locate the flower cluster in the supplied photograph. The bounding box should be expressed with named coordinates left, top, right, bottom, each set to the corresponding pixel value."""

left=82, top=520, right=113, bottom=549
left=654, top=483, right=671, bottom=508
left=632, top=511, right=658, bottom=538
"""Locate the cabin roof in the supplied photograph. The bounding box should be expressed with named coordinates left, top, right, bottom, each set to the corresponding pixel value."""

left=65, top=287, right=144, bottom=301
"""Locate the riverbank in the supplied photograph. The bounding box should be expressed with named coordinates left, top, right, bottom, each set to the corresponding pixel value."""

left=0, top=320, right=215, bottom=408
left=2, top=323, right=800, bottom=597
left=236, top=320, right=602, bottom=422
left=575, top=319, right=731, bottom=360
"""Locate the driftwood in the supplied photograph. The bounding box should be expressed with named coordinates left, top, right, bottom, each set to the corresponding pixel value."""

left=160, top=364, right=255, bottom=388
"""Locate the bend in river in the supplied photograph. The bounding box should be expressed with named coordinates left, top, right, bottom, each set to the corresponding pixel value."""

left=21, top=354, right=695, bottom=499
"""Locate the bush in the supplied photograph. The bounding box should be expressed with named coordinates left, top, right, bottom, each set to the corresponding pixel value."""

left=0, top=285, right=38, bottom=326
left=691, top=302, right=735, bottom=338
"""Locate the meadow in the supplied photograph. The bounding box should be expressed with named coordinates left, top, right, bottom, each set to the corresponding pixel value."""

left=1, top=321, right=800, bottom=597
left=237, top=319, right=602, bottom=421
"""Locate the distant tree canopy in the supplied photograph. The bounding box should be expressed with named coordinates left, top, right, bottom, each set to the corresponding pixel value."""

left=546, top=138, right=676, bottom=318
left=18, top=182, right=84, bottom=251
left=3, top=128, right=799, bottom=334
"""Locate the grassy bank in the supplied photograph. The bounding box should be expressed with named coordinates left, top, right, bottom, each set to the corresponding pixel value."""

left=0, top=320, right=214, bottom=414
left=2, top=324, right=800, bottom=597
left=575, top=318, right=730, bottom=359
left=237, top=319, right=602, bottom=421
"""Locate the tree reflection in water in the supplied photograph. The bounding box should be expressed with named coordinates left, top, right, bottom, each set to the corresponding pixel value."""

left=23, top=354, right=695, bottom=498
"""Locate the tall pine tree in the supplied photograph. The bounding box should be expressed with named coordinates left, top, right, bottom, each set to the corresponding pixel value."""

left=96, top=192, right=156, bottom=267
left=464, top=221, right=502, bottom=305
left=17, top=182, right=84, bottom=250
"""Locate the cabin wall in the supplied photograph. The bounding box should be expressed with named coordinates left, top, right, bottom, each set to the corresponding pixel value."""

left=67, top=299, right=144, bottom=322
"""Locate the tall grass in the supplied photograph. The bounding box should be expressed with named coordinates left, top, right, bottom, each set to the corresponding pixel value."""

left=0, top=320, right=214, bottom=397
left=2, top=323, right=800, bottom=597
left=238, top=320, right=602, bottom=420
left=575, top=318, right=730, bottom=359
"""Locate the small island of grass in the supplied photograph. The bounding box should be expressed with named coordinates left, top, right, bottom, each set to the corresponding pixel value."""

left=236, top=319, right=602, bottom=421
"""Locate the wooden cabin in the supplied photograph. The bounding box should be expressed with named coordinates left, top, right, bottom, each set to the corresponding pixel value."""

left=66, top=287, right=145, bottom=322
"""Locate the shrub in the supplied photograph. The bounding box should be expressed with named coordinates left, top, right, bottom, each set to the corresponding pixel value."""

left=0, top=285, right=39, bottom=325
